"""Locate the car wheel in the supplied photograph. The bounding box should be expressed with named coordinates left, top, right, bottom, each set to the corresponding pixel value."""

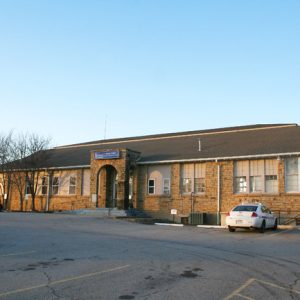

left=228, top=226, right=236, bottom=232
left=259, top=220, right=265, bottom=233
left=272, top=219, right=278, bottom=231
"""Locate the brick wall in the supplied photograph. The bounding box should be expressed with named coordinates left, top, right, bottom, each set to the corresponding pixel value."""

left=136, top=160, right=300, bottom=219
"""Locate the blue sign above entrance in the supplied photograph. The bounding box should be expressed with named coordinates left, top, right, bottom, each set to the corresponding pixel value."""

left=94, top=150, right=120, bottom=160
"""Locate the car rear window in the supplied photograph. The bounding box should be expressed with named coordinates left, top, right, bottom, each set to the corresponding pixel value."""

left=233, top=205, right=258, bottom=212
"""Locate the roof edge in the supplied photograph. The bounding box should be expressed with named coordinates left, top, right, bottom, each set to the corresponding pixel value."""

left=138, top=151, right=300, bottom=165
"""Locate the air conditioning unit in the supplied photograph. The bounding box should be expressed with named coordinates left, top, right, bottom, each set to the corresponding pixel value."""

left=189, top=212, right=204, bottom=225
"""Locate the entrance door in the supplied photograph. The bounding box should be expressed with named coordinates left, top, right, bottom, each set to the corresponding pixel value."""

left=106, top=166, right=118, bottom=208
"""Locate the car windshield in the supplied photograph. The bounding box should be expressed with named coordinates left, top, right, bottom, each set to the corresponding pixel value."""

left=233, top=205, right=258, bottom=212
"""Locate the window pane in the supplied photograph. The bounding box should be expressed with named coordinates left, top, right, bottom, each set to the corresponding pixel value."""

left=195, top=163, right=205, bottom=178
left=265, top=175, right=278, bottom=193
left=234, top=176, right=247, bottom=193
left=195, top=178, right=205, bottom=193
left=148, top=179, right=155, bottom=194
left=69, top=186, right=76, bottom=195
left=70, top=177, right=76, bottom=186
left=286, top=175, right=299, bottom=192
left=286, top=158, right=298, bottom=175
left=182, top=178, right=192, bottom=193
left=52, top=177, right=59, bottom=195
left=163, top=178, right=170, bottom=195
left=233, top=205, right=258, bottom=212
left=69, top=177, right=76, bottom=195
left=234, top=161, right=248, bottom=176
left=250, top=176, right=263, bottom=193
left=286, top=158, right=300, bottom=192
left=42, top=185, right=47, bottom=195
left=250, top=160, right=264, bottom=176
left=265, top=159, right=278, bottom=176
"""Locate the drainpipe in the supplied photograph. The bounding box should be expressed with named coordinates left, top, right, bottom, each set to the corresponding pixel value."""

left=217, top=163, right=221, bottom=225
left=46, top=171, right=51, bottom=212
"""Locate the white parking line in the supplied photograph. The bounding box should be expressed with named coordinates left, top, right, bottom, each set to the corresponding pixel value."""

left=0, top=264, right=130, bottom=298
left=223, top=278, right=255, bottom=300
left=0, top=250, right=37, bottom=257
left=223, top=278, right=300, bottom=300
left=256, top=279, right=300, bottom=295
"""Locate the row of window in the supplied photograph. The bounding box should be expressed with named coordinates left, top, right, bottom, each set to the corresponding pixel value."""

left=147, top=157, right=300, bottom=196
left=26, top=176, right=77, bottom=196
left=23, top=157, right=300, bottom=197
left=147, top=163, right=206, bottom=196
left=233, top=160, right=278, bottom=194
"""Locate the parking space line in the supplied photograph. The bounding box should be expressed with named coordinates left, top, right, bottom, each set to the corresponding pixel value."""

left=0, top=264, right=130, bottom=298
left=223, top=278, right=255, bottom=300
left=256, top=279, right=300, bottom=295
left=0, top=250, right=37, bottom=257
left=224, top=278, right=300, bottom=300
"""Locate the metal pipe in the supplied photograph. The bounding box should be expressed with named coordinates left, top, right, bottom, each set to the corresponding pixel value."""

left=46, top=172, right=51, bottom=212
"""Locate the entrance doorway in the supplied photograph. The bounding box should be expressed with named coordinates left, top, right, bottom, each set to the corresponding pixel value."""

left=97, top=165, right=118, bottom=208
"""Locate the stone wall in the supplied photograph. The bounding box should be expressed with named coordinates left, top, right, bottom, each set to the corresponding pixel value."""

left=137, top=160, right=300, bottom=220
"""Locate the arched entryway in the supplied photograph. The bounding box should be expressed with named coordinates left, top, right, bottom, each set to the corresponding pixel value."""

left=96, top=165, right=118, bottom=208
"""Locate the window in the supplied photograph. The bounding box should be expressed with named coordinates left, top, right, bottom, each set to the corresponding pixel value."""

left=194, top=178, right=205, bottom=193
left=41, top=176, right=48, bottom=195
left=163, top=178, right=170, bottom=195
left=285, top=157, right=300, bottom=192
left=234, top=159, right=278, bottom=194
left=181, top=164, right=193, bottom=194
left=233, top=205, right=258, bottom=212
left=148, top=179, right=155, bottom=194
left=52, top=177, right=60, bottom=195
left=181, top=163, right=206, bottom=194
left=25, top=181, right=31, bottom=195
left=147, top=165, right=171, bottom=195
left=69, top=176, right=76, bottom=195
left=234, top=161, right=248, bottom=193
left=265, top=159, right=278, bottom=193
left=234, top=176, right=247, bottom=193
left=250, top=160, right=264, bottom=192
left=194, top=163, right=206, bottom=193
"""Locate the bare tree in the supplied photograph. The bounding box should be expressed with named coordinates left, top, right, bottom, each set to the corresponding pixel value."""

left=0, top=131, right=13, bottom=210
left=9, top=133, right=51, bottom=211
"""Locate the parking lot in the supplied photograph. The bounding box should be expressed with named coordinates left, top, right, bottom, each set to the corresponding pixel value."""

left=0, top=213, right=299, bottom=299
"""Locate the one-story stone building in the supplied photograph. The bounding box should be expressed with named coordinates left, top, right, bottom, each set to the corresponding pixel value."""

left=3, top=123, right=300, bottom=224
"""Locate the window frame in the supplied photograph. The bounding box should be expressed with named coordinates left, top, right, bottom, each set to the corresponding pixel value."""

left=233, top=159, right=279, bottom=194
left=52, top=176, right=60, bottom=195
left=69, top=176, right=76, bottom=195
left=41, top=176, right=48, bottom=195
left=285, top=157, right=300, bottom=193
left=194, top=177, right=205, bottom=194
left=181, top=177, right=192, bottom=194
left=163, top=178, right=171, bottom=195
left=148, top=179, right=155, bottom=195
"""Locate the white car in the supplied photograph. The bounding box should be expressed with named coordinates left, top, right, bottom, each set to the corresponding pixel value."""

left=226, top=203, right=277, bottom=233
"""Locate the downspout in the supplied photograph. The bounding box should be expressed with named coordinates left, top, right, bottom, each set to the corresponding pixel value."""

left=217, top=163, right=221, bottom=225
left=46, top=171, right=51, bottom=212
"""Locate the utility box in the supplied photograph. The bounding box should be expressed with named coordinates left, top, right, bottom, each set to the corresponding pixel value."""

left=189, top=212, right=205, bottom=225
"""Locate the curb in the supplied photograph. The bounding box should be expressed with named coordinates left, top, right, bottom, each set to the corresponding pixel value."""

left=155, top=223, right=184, bottom=227
left=197, top=225, right=226, bottom=229
left=277, top=225, right=297, bottom=230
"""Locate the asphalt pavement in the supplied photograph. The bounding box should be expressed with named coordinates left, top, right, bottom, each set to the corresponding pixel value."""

left=0, top=212, right=299, bottom=299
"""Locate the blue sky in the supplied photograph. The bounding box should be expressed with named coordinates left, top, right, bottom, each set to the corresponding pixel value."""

left=0, top=0, right=299, bottom=146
